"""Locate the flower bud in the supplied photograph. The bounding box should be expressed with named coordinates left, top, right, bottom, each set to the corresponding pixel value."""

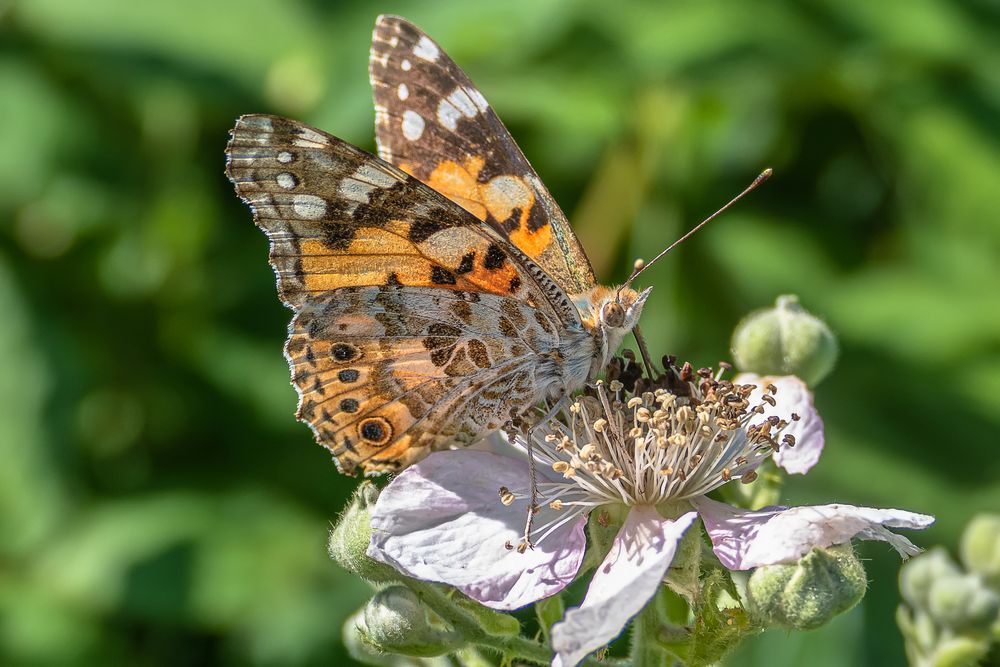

left=342, top=609, right=396, bottom=667
left=747, top=544, right=866, bottom=630
left=926, top=573, right=1000, bottom=634
left=927, top=636, right=993, bottom=667
left=960, top=513, right=1000, bottom=587
left=328, top=482, right=399, bottom=584
left=362, top=586, right=465, bottom=657
left=731, top=295, right=838, bottom=386
left=899, top=547, right=963, bottom=611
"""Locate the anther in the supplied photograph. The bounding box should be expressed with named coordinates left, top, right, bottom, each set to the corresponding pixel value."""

left=741, top=470, right=758, bottom=484
left=499, top=486, right=516, bottom=506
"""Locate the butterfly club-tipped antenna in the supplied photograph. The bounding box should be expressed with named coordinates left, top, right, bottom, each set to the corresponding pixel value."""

left=623, top=168, right=773, bottom=376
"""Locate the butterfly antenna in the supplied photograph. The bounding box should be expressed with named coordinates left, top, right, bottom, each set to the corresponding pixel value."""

left=619, top=168, right=773, bottom=294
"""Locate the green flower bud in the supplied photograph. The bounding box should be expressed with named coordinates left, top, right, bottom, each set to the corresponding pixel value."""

left=899, top=547, right=964, bottom=611
left=328, top=482, right=398, bottom=584
left=362, top=586, right=465, bottom=657
left=747, top=544, right=867, bottom=630
left=342, top=609, right=396, bottom=667
left=926, top=573, right=1000, bottom=634
left=731, top=295, right=838, bottom=386
left=960, top=513, right=1000, bottom=587
left=927, top=636, right=993, bottom=667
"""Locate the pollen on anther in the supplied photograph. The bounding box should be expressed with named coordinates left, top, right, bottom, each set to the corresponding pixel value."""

left=549, top=500, right=563, bottom=510
left=593, top=419, right=608, bottom=433
left=498, top=486, right=516, bottom=506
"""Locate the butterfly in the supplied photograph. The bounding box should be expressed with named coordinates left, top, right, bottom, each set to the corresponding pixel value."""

left=225, top=15, right=650, bottom=475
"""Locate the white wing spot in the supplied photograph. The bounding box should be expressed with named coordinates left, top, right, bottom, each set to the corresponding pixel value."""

left=413, top=36, right=439, bottom=61
left=292, top=194, right=327, bottom=219
left=397, top=83, right=409, bottom=100
left=437, top=98, right=461, bottom=131
left=402, top=110, right=425, bottom=141
left=338, top=179, right=375, bottom=202
left=448, top=88, right=478, bottom=117
left=276, top=172, right=296, bottom=189
left=293, top=127, right=329, bottom=147
left=401, top=59, right=412, bottom=71
left=468, top=88, right=489, bottom=112
left=277, top=151, right=294, bottom=164
left=355, top=163, right=398, bottom=189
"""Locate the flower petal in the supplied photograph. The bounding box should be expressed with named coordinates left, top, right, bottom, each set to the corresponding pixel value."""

left=693, top=496, right=934, bottom=570
left=736, top=373, right=824, bottom=474
left=367, top=450, right=586, bottom=610
left=551, top=507, right=698, bottom=667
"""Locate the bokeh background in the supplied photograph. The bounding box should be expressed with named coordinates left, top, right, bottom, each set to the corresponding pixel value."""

left=2, top=0, right=998, bottom=664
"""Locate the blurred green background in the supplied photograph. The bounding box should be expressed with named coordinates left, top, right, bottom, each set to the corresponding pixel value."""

left=2, top=0, right=998, bottom=664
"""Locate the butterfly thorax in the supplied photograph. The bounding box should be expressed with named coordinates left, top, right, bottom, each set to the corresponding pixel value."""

left=572, top=284, right=652, bottom=381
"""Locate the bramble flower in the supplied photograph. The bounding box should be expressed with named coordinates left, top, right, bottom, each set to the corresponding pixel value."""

left=367, top=363, right=933, bottom=667
left=733, top=372, right=824, bottom=474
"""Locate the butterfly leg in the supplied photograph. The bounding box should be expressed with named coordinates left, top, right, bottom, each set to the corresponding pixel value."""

left=518, top=422, right=539, bottom=552
left=516, top=396, right=570, bottom=551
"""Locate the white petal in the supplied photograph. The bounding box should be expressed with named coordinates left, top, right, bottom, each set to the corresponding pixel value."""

left=367, top=450, right=586, bottom=610
left=469, top=430, right=529, bottom=462
left=551, top=507, right=698, bottom=667
left=693, top=496, right=934, bottom=570
left=735, top=373, right=824, bottom=474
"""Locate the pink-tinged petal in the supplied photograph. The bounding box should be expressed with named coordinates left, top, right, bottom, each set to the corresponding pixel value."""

left=367, top=450, right=586, bottom=611
left=469, top=430, right=528, bottom=461
left=551, top=507, right=698, bottom=667
left=693, top=496, right=934, bottom=570
left=735, top=373, right=824, bottom=474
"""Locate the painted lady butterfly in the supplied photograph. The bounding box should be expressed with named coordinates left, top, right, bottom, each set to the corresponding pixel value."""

left=225, top=15, right=650, bottom=475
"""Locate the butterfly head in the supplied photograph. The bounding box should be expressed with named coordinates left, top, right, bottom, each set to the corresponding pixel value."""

left=581, top=285, right=652, bottom=339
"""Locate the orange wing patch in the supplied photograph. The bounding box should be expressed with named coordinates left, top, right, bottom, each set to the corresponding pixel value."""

left=422, top=158, right=553, bottom=263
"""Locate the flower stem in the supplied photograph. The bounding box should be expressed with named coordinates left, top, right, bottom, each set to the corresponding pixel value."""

left=403, top=580, right=622, bottom=666
left=632, top=587, right=688, bottom=666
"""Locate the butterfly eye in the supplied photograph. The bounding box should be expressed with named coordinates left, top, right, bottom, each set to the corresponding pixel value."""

left=601, top=302, right=625, bottom=328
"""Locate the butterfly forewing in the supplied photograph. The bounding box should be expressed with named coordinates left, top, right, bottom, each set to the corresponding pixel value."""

left=370, top=15, right=597, bottom=297
left=225, top=114, right=585, bottom=473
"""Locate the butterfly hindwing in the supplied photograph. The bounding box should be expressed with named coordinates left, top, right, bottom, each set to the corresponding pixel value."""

left=370, top=15, right=597, bottom=297
left=225, top=114, right=584, bottom=473
left=286, top=286, right=562, bottom=473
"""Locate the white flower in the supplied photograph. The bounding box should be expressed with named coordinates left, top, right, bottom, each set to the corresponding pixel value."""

left=367, top=369, right=932, bottom=667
